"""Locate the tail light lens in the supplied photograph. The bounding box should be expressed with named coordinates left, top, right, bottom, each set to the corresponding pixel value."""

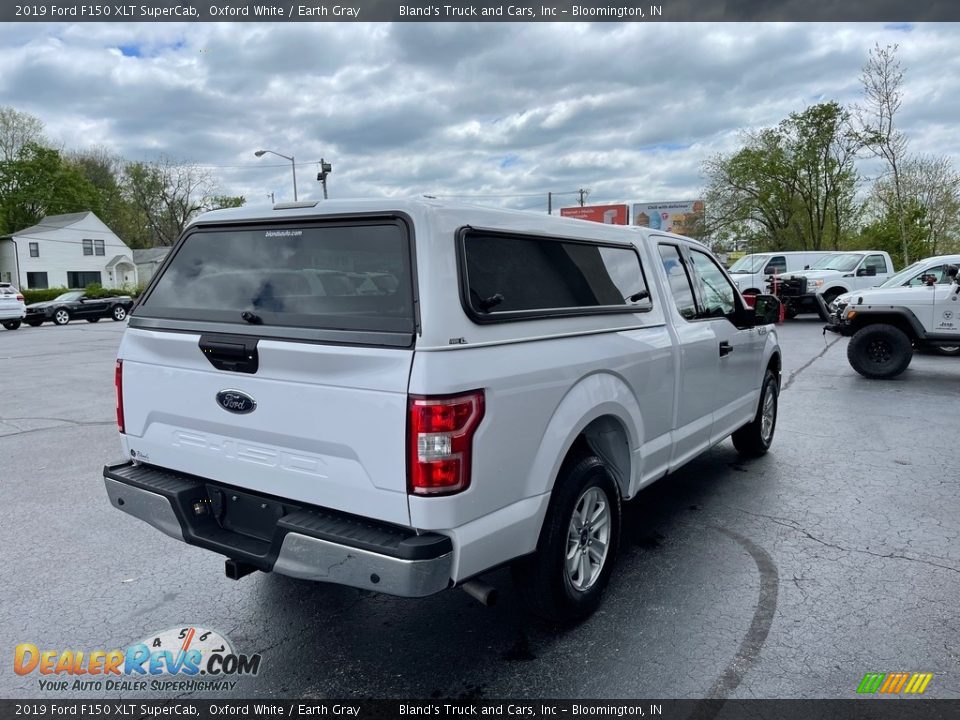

left=408, top=390, right=484, bottom=496
left=15, top=294, right=24, bottom=302
left=115, top=360, right=125, bottom=434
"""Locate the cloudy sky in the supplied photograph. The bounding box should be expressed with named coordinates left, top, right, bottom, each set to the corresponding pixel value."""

left=1, top=21, right=959, bottom=212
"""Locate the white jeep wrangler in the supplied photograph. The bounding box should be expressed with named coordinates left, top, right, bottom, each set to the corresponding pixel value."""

left=824, top=263, right=960, bottom=379
left=103, top=199, right=782, bottom=622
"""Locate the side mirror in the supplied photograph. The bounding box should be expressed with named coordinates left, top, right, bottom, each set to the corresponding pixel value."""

left=857, top=266, right=877, bottom=277
left=752, top=294, right=782, bottom=325
left=77, top=296, right=86, bottom=302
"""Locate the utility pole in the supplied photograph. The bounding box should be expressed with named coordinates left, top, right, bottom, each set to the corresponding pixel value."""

left=578, top=188, right=588, bottom=207
left=547, top=192, right=552, bottom=215
left=267, top=192, right=275, bottom=204
left=317, top=159, right=333, bottom=199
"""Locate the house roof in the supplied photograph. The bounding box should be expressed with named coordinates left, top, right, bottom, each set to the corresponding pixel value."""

left=133, top=247, right=171, bottom=264
left=11, top=211, right=94, bottom=237
left=105, top=254, right=134, bottom=269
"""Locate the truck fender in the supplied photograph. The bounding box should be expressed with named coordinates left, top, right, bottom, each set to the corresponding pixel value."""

left=524, top=371, right=642, bottom=501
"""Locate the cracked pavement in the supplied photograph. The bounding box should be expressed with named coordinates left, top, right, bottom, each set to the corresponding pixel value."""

left=1, top=316, right=958, bottom=699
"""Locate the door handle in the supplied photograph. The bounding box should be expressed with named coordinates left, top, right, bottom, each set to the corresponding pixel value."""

left=719, top=341, right=733, bottom=357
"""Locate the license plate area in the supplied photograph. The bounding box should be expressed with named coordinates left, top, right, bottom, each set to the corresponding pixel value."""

left=206, top=484, right=288, bottom=541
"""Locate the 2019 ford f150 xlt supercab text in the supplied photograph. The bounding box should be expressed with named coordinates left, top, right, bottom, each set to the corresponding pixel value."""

left=103, top=199, right=782, bottom=621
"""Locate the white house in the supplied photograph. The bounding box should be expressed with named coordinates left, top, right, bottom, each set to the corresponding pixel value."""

left=133, top=247, right=171, bottom=286
left=0, top=211, right=138, bottom=290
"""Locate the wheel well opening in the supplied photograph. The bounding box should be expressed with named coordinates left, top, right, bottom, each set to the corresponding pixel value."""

left=767, top=353, right=781, bottom=383
left=564, top=416, right=631, bottom=498
left=851, top=316, right=917, bottom=340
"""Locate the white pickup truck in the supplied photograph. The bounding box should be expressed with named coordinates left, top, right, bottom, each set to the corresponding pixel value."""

left=103, top=199, right=782, bottom=622
left=770, top=250, right=894, bottom=318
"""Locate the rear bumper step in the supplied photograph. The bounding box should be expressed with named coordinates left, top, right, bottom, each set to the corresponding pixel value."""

left=103, top=461, right=453, bottom=597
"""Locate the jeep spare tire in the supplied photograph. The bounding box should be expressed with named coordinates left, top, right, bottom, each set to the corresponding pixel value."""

left=847, top=323, right=913, bottom=379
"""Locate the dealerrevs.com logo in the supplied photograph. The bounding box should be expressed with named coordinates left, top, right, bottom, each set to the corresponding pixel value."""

left=15, top=626, right=262, bottom=693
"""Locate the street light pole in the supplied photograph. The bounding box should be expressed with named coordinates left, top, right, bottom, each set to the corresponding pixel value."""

left=255, top=149, right=297, bottom=201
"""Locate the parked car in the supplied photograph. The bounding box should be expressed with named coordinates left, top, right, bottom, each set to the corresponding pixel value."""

left=0, top=282, right=26, bottom=330
left=823, top=264, right=960, bottom=378
left=103, top=199, right=783, bottom=622
left=770, top=251, right=895, bottom=318
left=23, top=291, right=134, bottom=326
left=727, top=251, right=833, bottom=296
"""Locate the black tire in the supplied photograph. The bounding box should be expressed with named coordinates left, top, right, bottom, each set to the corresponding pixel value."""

left=52, top=308, right=70, bottom=325
left=112, top=305, right=127, bottom=321
left=2, top=320, right=21, bottom=330
left=847, top=323, right=913, bottom=379
left=513, top=455, right=621, bottom=624
left=784, top=306, right=799, bottom=320
left=732, top=369, right=779, bottom=457
left=26, top=320, right=42, bottom=327
left=86, top=317, right=100, bottom=323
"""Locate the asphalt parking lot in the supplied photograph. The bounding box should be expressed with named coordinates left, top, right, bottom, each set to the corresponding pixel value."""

left=1, top=316, right=958, bottom=700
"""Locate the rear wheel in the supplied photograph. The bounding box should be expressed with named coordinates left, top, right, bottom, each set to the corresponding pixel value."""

left=2, top=320, right=21, bottom=330
left=847, top=323, right=913, bottom=379
left=732, top=369, right=778, bottom=457
left=53, top=309, right=70, bottom=325
left=513, top=455, right=621, bottom=624
left=112, top=305, right=127, bottom=321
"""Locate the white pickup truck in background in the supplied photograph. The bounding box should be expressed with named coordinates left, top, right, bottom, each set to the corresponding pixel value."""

left=770, top=250, right=895, bottom=318
left=727, top=250, right=832, bottom=296
left=103, top=199, right=782, bottom=622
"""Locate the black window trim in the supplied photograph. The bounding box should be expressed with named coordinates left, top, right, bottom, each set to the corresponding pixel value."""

left=82, top=239, right=94, bottom=256
left=28, top=241, right=39, bottom=258
left=657, top=242, right=702, bottom=322
left=94, top=238, right=105, bottom=256
left=132, top=212, right=421, bottom=349
left=455, top=225, right=654, bottom=325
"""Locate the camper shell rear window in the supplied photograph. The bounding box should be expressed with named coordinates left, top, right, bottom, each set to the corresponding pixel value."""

left=136, top=219, right=415, bottom=336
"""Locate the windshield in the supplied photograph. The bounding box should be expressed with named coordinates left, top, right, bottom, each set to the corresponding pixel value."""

left=879, top=261, right=924, bottom=287
left=811, top=253, right=862, bottom=272
left=727, top=255, right=768, bottom=273
left=54, top=292, right=84, bottom=302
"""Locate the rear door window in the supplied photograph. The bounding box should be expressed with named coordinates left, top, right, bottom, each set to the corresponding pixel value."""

left=138, top=220, right=414, bottom=334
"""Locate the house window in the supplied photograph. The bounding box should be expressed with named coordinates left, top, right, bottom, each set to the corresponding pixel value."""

left=27, top=272, right=49, bottom=289
left=83, top=239, right=93, bottom=256
left=29, top=242, right=39, bottom=257
left=94, top=239, right=105, bottom=256
left=67, top=271, right=102, bottom=288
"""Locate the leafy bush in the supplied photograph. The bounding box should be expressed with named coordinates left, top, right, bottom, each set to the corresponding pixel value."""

left=22, top=283, right=141, bottom=304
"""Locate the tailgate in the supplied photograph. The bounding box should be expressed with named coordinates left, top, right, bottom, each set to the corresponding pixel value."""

left=120, top=329, right=413, bottom=525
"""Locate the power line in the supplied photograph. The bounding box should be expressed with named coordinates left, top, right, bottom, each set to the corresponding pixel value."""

left=426, top=190, right=581, bottom=199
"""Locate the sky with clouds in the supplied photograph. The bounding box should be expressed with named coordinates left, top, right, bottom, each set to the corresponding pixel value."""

left=1, top=21, right=958, bottom=213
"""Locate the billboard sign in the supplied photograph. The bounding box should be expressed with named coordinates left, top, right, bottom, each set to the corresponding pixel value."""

left=632, top=200, right=704, bottom=236
left=560, top=204, right=629, bottom=225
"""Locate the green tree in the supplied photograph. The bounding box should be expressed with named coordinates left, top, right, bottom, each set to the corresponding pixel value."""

left=702, top=102, right=860, bottom=253
left=0, top=106, right=46, bottom=162
left=0, top=143, right=100, bottom=235
left=70, top=146, right=152, bottom=248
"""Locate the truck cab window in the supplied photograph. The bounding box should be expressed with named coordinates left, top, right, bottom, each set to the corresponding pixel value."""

left=658, top=244, right=698, bottom=320
left=688, top=249, right=737, bottom=319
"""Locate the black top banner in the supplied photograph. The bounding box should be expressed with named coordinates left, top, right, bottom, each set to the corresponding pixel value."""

left=3, top=0, right=960, bottom=22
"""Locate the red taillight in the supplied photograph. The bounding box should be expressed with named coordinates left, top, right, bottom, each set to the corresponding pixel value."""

left=408, top=390, right=485, bottom=496
left=115, top=360, right=125, bottom=434
left=15, top=294, right=23, bottom=302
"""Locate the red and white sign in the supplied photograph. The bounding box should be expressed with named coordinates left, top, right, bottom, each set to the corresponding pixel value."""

left=560, top=204, right=629, bottom=225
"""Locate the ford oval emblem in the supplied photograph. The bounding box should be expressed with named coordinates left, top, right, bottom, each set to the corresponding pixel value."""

left=216, top=390, right=257, bottom=414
